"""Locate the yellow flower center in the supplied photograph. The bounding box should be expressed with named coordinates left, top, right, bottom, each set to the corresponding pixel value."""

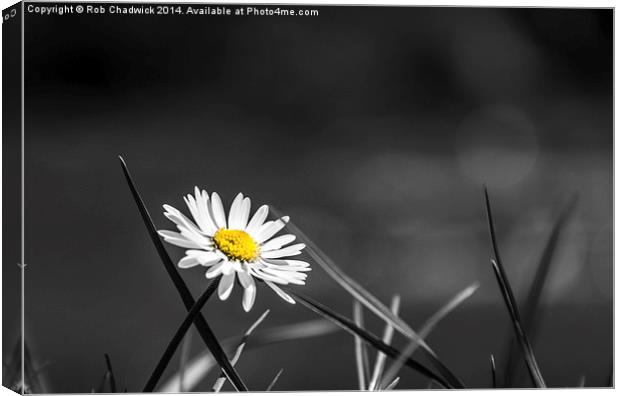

left=213, top=228, right=259, bottom=262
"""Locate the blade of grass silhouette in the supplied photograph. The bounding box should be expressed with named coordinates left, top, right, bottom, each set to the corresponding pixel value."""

left=104, top=354, right=117, bottom=392
left=143, top=278, right=219, bottom=392
left=384, top=377, right=400, bottom=390
left=266, top=369, right=284, bottom=391
left=503, top=197, right=577, bottom=386
left=368, top=295, right=400, bottom=390
left=212, top=310, right=270, bottom=392
left=490, top=355, right=497, bottom=388
left=284, top=288, right=457, bottom=389
left=159, top=319, right=338, bottom=392
left=118, top=156, right=247, bottom=392
left=352, top=301, right=370, bottom=390
left=178, top=327, right=194, bottom=392
left=272, top=207, right=464, bottom=389
left=379, top=282, right=479, bottom=389
left=484, top=188, right=546, bottom=388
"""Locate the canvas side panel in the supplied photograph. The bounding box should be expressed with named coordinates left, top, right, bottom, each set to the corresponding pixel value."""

left=2, top=2, right=23, bottom=393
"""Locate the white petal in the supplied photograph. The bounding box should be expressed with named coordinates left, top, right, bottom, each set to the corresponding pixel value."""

left=210, top=192, right=227, bottom=229
left=249, top=268, right=289, bottom=285
left=205, top=261, right=225, bottom=278
left=228, top=193, right=244, bottom=230
left=245, top=205, right=269, bottom=236
left=260, top=244, right=305, bottom=259
left=264, top=259, right=311, bottom=271
left=198, top=189, right=219, bottom=234
left=262, top=260, right=312, bottom=272
left=238, top=198, right=251, bottom=230
left=186, top=250, right=222, bottom=266
left=177, top=226, right=212, bottom=247
left=256, top=216, right=290, bottom=243
left=242, top=280, right=257, bottom=312
left=185, top=189, right=218, bottom=235
left=218, top=273, right=235, bottom=300
left=178, top=255, right=201, bottom=268
left=221, top=261, right=235, bottom=275
left=261, top=267, right=306, bottom=285
left=260, top=234, right=297, bottom=252
left=237, top=270, right=253, bottom=288
left=158, top=230, right=203, bottom=249
left=265, top=281, right=295, bottom=304
left=163, top=205, right=202, bottom=233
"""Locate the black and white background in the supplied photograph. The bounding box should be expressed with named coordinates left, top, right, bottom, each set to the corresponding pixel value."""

left=1, top=3, right=613, bottom=393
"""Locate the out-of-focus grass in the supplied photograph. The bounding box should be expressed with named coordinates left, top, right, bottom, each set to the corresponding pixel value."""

left=285, top=288, right=458, bottom=388
left=211, top=310, right=270, bottom=392
left=503, top=196, right=577, bottom=386
left=158, top=319, right=338, bottom=392
left=368, top=295, right=400, bottom=391
left=352, top=301, right=370, bottom=390
left=275, top=207, right=465, bottom=389
left=379, top=282, right=479, bottom=389
left=485, top=188, right=546, bottom=387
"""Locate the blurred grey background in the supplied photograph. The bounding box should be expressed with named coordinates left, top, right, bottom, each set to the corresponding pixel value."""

left=3, top=5, right=612, bottom=392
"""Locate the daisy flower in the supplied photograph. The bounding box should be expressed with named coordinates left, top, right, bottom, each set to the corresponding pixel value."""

left=158, top=187, right=310, bottom=311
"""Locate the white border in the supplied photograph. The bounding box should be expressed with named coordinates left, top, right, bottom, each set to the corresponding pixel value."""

left=0, top=1, right=615, bottom=396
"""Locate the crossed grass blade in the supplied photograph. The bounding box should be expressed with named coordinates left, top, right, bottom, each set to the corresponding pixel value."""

left=384, top=377, right=400, bottom=390
left=284, top=288, right=458, bottom=389
left=265, top=369, right=284, bottom=391
left=490, top=354, right=497, bottom=388
left=143, top=278, right=219, bottom=392
left=104, top=354, right=117, bottom=393
left=272, top=207, right=464, bottom=389
left=118, top=156, right=247, bottom=392
left=212, top=310, right=270, bottom=392
left=352, top=301, right=371, bottom=390
left=368, top=295, right=400, bottom=391
left=503, top=196, right=577, bottom=386
left=484, top=187, right=546, bottom=388
left=379, top=282, right=479, bottom=389
left=159, top=319, right=338, bottom=392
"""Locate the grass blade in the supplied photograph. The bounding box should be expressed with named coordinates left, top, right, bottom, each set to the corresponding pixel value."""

left=368, top=295, right=400, bottom=390
left=178, top=328, right=194, bottom=392
left=352, top=301, right=370, bottom=390
left=490, top=259, right=546, bottom=388
left=384, top=377, right=400, bottom=390
left=485, top=186, right=546, bottom=388
left=504, top=197, right=576, bottom=386
left=490, top=354, right=497, bottom=388
left=272, top=208, right=464, bottom=389
left=119, top=156, right=247, bottom=391
left=577, top=375, right=585, bottom=387
left=266, top=369, right=284, bottom=391
left=212, top=310, right=270, bottom=392
left=284, top=288, right=458, bottom=389
left=143, top=278, right=219, bottom=392
left=159, top=319, right=338, bottom=392
left=104, top=354, right=117, bottom=393
left=379, top=282, right=479, bottom=389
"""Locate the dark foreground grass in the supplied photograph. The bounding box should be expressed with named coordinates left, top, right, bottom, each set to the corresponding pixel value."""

left=119, top=156, right=247, bottom=391
left=113, top=157, right=596, bottom=392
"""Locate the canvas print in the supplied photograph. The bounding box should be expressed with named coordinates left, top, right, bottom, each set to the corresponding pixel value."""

left=2, top=2, right=613, bottom=393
